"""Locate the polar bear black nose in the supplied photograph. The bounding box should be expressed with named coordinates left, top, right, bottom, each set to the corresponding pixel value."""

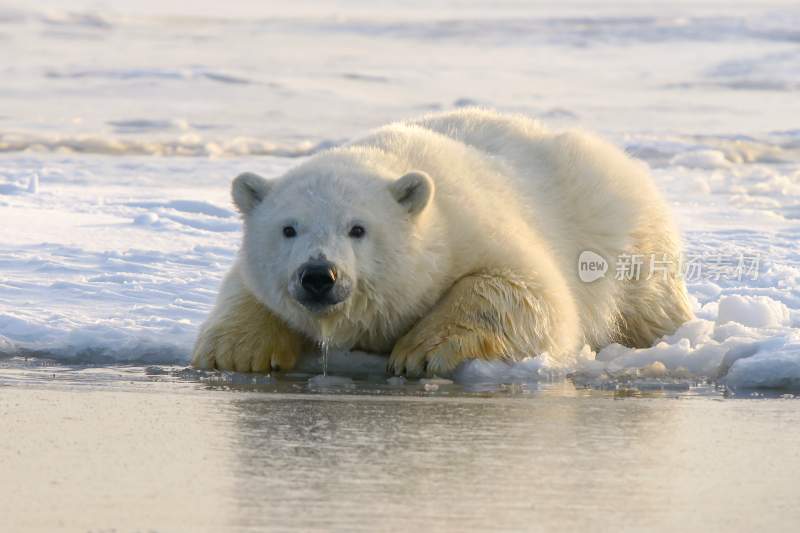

left=300, top=263, right=337, bottom=298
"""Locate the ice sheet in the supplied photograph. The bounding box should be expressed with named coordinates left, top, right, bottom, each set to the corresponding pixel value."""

left=1, top=0, right=799, bottom=388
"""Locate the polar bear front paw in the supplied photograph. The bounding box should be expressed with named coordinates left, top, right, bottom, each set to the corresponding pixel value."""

left=387, top=270, right=574, bottom=378
left=192, top=324, right=302, bottom=373
left=388, top=327, right=499, bottom=378
left=191, top=299, right=306, bottom=373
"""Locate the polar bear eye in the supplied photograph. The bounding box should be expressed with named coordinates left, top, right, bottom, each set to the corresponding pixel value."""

left=282, top=226, right=297, bottom=238
left=348, top=225, right=366, bottom=239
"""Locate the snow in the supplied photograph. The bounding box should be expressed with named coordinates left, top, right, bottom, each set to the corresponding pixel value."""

left=1, top=0, right=800, bottom=389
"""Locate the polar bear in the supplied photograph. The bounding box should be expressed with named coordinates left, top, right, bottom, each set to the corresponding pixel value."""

left=192, top=108, right=693, bottom=377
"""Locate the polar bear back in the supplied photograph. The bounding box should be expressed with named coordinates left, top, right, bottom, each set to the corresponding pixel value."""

left=364, top=109, right=675, bottom=277
left=378, top=108, right=685, bottom=348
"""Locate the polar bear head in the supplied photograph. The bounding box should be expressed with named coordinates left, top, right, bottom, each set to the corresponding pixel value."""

left=232, top=150, right=441, bottom=349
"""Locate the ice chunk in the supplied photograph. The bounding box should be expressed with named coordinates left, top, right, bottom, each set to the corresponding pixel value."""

left=670, top=150, right=731, bottom=169
left=133, top=212, right=160, bottom=226
left=717, top=295, right=790, bottom=328
left=722, top=334, right=800, bottom=389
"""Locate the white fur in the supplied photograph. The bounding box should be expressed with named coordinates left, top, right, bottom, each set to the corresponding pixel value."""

left=194, top=108, right=692, bottom=373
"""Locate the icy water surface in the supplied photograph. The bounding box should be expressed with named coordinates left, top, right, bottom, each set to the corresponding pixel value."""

left=2, top=359, right=799, bottom=532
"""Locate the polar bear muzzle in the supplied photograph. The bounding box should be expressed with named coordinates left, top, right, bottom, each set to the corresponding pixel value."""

left=291, top=259, right=352, bottom=313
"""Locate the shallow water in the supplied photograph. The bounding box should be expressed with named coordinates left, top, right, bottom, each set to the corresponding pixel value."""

left=2, top=360, right=798, bottom=532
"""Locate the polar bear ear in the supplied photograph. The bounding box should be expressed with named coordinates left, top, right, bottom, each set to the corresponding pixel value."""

left=390, top=171, right=434, bottom=216
left=232, top=172, right=272, bottom=214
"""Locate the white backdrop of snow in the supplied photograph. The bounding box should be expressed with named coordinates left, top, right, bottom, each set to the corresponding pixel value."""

left=1, top=0, right=800, bottom=388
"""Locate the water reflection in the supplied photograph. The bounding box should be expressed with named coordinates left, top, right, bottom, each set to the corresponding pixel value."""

left=2, top=362, right=799, bottom=531
left=225, top=391, right=682, bottom=531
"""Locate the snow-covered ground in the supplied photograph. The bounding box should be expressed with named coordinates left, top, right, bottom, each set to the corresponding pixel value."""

left=1, top=0, right=800, bottom=389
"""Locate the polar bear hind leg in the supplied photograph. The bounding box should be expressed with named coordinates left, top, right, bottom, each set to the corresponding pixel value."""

left=613, top=227, right=694, bottom=348
left=615, top=272, right=693, bottom=349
